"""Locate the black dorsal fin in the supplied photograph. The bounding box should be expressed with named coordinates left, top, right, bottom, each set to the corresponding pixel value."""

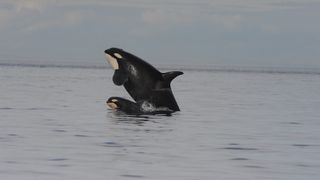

left=158, top=71, right=183, bottom=88
left=162, top=71, right=183, bottom=82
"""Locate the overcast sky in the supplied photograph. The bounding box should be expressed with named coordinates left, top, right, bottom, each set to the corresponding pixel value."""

left=0, top=0, right=319, bottom=68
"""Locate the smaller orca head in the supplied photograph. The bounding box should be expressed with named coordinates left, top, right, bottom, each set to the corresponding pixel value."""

left=106, top=97, right=120, bottom=110
left=106, top=97, right=141, bottom=114
left=104, top=48, right=126, bottom=70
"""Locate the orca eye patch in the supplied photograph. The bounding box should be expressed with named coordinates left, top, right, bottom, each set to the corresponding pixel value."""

left=114, top=53, right=122, bottom=59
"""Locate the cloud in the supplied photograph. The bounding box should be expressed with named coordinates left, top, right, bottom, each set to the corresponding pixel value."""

left=136, top=0, right=319, bottom=31
left=22, top=10, right=96, bottom=32
left=140, top=8, right=244, bottom=30
left=0, top=0, right=319, bottom=67
left=0, top=1, right=99, bottom=32
left=0, top=10, right=11, bottom=28
left=12, top=0, right=49, bottom=12
left=141, top=9, right=193, bottom=26
left=0, top=0, right=49, bottom=30
left=0, top=0, right=319, bottom=33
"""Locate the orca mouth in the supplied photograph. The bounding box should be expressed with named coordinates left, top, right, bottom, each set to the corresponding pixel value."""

left=105, top=53, right=119, bottom=70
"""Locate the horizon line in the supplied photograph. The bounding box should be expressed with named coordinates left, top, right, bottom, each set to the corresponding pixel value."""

left=1, top=62, right=320, bottom=75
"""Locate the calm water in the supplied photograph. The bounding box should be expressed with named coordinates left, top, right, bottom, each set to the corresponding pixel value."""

left=1, top=65, right=320, bottom=180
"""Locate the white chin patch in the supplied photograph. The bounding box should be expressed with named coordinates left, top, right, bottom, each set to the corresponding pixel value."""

left=105, top=54, right=119, bottom=70
left=107, top=102, right=118, bottom=109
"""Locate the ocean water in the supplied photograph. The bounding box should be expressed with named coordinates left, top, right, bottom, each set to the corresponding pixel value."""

left=0, top=65, right=320, bottom=180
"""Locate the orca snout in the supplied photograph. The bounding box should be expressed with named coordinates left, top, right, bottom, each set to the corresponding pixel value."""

left=106, top=98, right=119, bottom=110
left=104, top=47, right=123, bottom=55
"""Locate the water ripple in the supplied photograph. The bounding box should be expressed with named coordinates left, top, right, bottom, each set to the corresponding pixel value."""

left=222, top=147, right=259, bottom=151
left=121, top=174, right=145, bottom=178
left=48, top=158, right=68, bottom=161
left=231, top=158, right=249, bottom=161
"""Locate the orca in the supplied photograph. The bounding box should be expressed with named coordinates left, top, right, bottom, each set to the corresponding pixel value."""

left=107, top=97, right=173, bottom=115
left=104, top=48, right=183, bottom=112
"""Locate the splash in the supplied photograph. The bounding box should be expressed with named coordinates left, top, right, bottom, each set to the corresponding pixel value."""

left=140, top=101, right=172, bottom=113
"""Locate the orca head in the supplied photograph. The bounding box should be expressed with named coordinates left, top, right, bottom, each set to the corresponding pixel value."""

left=104, top=48, right=127, bottom=70
left=107, top=97, right=141, bottom=114
left=105, top=48, right=130, bottom=85
left=106, top=97, right=120, bottom=110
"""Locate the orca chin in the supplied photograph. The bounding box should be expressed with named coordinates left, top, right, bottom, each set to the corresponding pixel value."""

left=105, top=53, right=119, bottom=70
left=104, top=47, right=183, bottom=113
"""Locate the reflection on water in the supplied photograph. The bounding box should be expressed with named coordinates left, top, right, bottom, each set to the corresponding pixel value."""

left=106, top=109, right=175, bottom=125
left=107, top=110, right=151, bottom=124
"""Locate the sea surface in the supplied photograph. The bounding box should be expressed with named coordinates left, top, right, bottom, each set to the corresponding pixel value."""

left=0, top=65, right=320, bottom=180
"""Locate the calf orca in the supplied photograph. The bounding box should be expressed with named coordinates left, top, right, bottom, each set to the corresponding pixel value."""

left=107, top=97, right=173, bottom=115
left=104, top=47, right=183, bottom=112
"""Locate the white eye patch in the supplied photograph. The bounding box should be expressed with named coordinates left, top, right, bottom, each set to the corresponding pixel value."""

left=105, top=54, right=119, bottom=70
left=111, top=99, right=118, bottom=102
left=114, top=53, right=122, bottom=59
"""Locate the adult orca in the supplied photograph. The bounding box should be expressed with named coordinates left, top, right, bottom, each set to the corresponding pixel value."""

left=104, top=48, right=183, bottom=111
left=107, top=97, right=173, bottom=115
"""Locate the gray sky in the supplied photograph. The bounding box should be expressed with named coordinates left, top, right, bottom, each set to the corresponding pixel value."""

left=0, top=0, right=319, bottom=68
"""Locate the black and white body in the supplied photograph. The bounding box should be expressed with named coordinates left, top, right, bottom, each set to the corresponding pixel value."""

left=104, top=48, right=183, bottom=113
